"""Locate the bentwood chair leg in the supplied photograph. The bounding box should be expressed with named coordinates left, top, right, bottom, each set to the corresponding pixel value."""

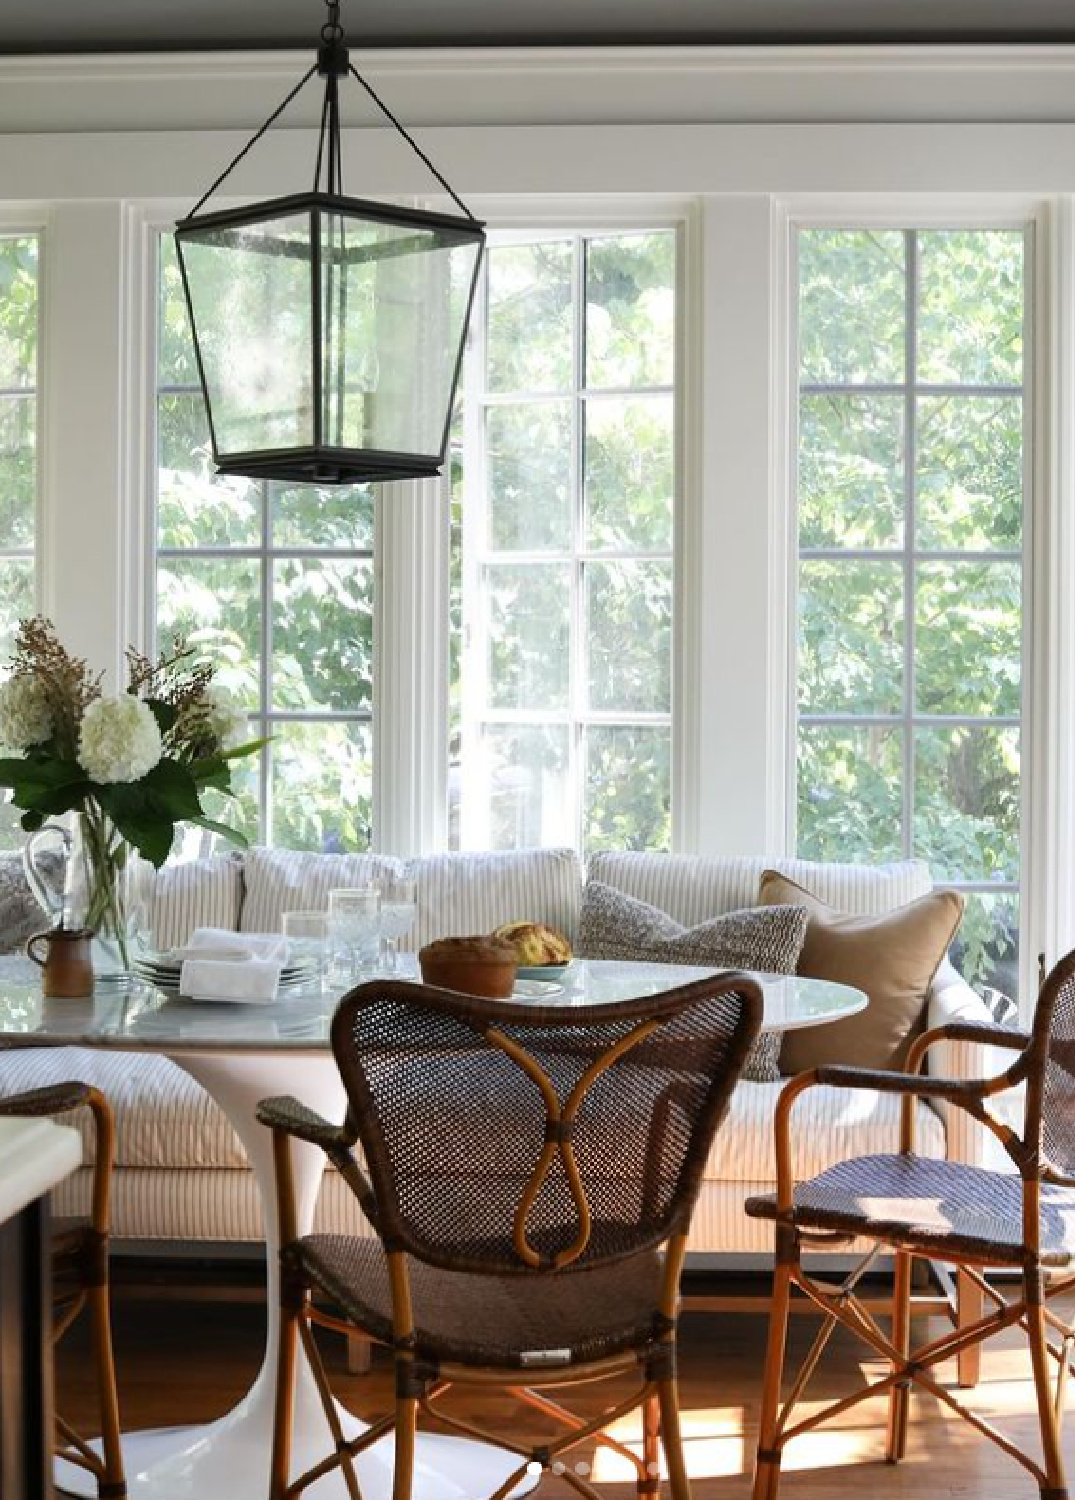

left=89, top=1278, right=126, bottom=1497
left=656, top=1371, right=692, bottom=1500
left=1026, top=1270, right=1069, bottom=1499
left=956, top=1267, right=984, bottom=1389
left=885, top=1250, right=913, bottom=1464
left=753, top=1254, right=793, bottom=1500
left=269, top=1294, right=301, bottom=1500
left=640, top=1389, right=660, bottom=1497
left=392, top=1391, right=418, bottom=1500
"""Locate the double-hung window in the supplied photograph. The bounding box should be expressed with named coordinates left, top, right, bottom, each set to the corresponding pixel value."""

left=452, top=227, right=677, bottom=854
left=794, top=226, right=1027, bottom=995
left=0, top=233, right=40, bottom=848
left=154, top=236, right=375, bottom=852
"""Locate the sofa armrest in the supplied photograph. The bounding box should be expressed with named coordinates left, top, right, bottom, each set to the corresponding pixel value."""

left=926, top=958, right=1015, bottom=1167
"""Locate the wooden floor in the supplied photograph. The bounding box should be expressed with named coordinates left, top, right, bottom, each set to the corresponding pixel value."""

left=56, top=1290, right=1074, bottom=1498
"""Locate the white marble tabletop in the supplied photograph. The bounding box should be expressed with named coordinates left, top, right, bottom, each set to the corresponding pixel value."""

left=0, top=955, right=866, bottom=1054
left=0, top=1115, right=82, bottom=1222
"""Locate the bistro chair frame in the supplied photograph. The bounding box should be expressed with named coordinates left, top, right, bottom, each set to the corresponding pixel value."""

left=749, top=947, right=1075, bottom=1500
left=0, top=1082, right=125, bottom=1499
left=260, top=972, right=764, bottom=1500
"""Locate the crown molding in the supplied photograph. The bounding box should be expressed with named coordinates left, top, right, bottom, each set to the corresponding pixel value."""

left=3, top=43, right=1075, bottom=134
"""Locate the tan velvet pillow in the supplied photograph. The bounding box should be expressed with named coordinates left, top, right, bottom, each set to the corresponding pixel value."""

left=758, top=870, right=964, bottom=1074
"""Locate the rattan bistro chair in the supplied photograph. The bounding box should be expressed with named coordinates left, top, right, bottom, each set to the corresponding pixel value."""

left=259, top=971, right=763, bottom=1500
left=746, top=947, right=1075, bottom=1500
left=0, top=1082, right=125, bottom=1498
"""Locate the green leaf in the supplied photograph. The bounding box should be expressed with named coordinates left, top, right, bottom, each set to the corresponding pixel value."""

left=107, top=814, right=174, bottom=869
left=0, top=756, right=84, bottom=792
left=13, top=781, right=89, bottom=817
left=147, top=698, right=179, bottom=735
left=140, top=759, right=204, bottom=821
left=188, top=738, right=269, bottom=782
left=218, top=736, right=270, bottom=763
left=190, top=813, right=249, bottom=849
left=20, top=809, right=44, bottom=832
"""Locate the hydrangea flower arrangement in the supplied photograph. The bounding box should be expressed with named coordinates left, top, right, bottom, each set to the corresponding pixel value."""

left=0, top=618, right=260, bottom=971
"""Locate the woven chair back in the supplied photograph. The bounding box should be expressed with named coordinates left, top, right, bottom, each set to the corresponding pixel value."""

left=1027, top=948, right=1075, bottom=1180
left=330, top=973, right=763, bottom=1276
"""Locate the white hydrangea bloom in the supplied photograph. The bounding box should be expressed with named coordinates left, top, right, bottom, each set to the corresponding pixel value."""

left=201, top=684, right=248, bottom=752
left=78, top=695, right=163, bottom=784
left=0, top=674, right=53, bottom=750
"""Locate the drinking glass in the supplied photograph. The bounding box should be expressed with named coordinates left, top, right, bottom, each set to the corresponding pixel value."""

left=282, top=910, right=331, bottom=993
left=378, top=876, right=417, bottom=973
left=328, top=885, right=381, bottom=986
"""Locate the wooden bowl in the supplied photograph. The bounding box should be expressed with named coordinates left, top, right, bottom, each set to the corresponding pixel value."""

left=418, top=936, right=519, bottom=999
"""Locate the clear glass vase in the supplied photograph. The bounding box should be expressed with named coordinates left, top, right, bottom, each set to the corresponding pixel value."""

left=23, top=806, right=145, bottom=986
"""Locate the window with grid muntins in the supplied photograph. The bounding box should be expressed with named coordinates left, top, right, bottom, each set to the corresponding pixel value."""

left=795, top=226, right=1026, bottom=996
left=0, top=234, right=40, bottom=849
left=154, top=235, right=374, bottom=853
left=450, top=229, right=677, bottom=854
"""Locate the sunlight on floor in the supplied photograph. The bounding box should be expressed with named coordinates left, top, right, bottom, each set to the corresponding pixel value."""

left=586, top=1342, right=1053, bottom=1487
left=591, top=1407, right=747, bottom=1482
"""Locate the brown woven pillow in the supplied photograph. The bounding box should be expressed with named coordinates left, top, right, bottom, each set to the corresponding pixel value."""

left=577, top=881, right=810, bottom=1081
left=758, top=870, right=964, bottom=1074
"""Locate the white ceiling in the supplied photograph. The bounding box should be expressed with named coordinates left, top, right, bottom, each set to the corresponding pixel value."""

left=4, top=0, right=1075, bottom=52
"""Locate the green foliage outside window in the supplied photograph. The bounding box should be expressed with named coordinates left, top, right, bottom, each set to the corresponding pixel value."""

left=156, top=238, right=373, bottom=853
left=797, top=227, right=1025, bottom=997
left=450, top=229, right=676, bottom=854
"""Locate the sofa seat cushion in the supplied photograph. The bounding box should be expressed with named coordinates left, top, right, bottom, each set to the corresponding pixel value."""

left=0, top=1047, right=244, bottom=1169
left=588, top=853, right=931, bottom=926
left=709, top=1079, right=944, bottom=1183
left=0, top=1045, right=944, bottom=1183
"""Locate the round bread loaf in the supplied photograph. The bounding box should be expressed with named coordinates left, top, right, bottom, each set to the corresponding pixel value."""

left=418, top=935, right=519, bottom=998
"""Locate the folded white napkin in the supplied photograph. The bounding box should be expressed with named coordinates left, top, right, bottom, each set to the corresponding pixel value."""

left=181, top=927, right=290, bottom=962
left=180, top=956, right=283, bottom=1004
left=178, top=928, right=289, bottom=1004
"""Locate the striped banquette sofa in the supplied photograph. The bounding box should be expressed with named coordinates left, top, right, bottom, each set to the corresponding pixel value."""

left=0, top=846, right=993, bottom=1261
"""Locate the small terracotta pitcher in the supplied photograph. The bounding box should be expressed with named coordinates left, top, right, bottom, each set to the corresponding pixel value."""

left=26, top=927, right=94, bottom=998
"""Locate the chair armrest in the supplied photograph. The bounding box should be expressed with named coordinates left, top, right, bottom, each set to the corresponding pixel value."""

left=925, top=959, right=1021, bottom=1167
left=257, top=1095, right=356, bottom=1151
left=814, top=1062, right=990, bottom=1102
left=258, top=1094, right=381, bottom=1235
left=0, top=1081, right=113, bottom=1235
left=928, top=1021, right=1029, bottom=1051
left=0, top=1082, right=92, bottom=1117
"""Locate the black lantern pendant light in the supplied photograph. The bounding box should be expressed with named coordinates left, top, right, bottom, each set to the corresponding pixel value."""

left=174, top=1, right=485, bottom=486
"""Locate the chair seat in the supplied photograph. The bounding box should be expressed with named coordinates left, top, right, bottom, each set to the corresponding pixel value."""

left=745, top=1153, right=1075, bottom=1268
left=299, top=1233, right=665, bottom=1369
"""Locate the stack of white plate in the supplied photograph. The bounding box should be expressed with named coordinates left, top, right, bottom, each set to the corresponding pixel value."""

left=133, top=955, right=319, bottom=995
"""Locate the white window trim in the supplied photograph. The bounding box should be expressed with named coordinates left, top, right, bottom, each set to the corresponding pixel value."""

left=777, top=193, right=1055, bottom=1009
left=0, top=209, right=46, bottom=640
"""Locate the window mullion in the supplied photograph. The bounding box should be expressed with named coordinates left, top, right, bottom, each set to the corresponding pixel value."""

left=259, top=482, right=273, bottom=846
left=902, top=228, right=918, bottom=863
left=571, top=234, right=587, bottom=854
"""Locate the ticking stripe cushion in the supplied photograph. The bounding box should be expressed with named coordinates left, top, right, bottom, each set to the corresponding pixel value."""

left=577, top=881, right=809, bottom=1081
left=588, top=852, right=931, bottom=925
left=409, top=848, right=583, bottom=949
left=0, top=1046, right=243, bottom=1169
left=240, top=848, right=404, bottom=935
left=0, top=1042, right=945, bottom=1185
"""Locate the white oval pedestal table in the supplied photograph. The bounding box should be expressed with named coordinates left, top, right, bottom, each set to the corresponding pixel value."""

left=0, top=957, right=866, bottom=1500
